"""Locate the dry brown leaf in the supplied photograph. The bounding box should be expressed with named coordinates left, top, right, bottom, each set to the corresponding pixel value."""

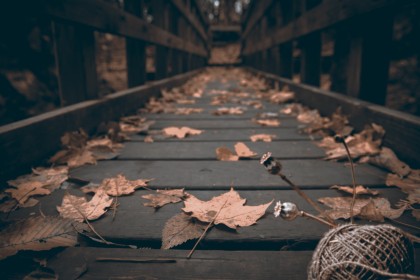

left=5, top=181, right=51, bottom=204
left=412, top=209, right=420, bottom=221
left=212, top=107, right=244, bottom=115
left=250, top=134, right=276, bottom=142
left=318, top=196, right=406, bottom=221
left=57, top=190, right=113, bottom=222
left=234, top=142, right=257, bottom=158
left=142, top=189, right=187, bottom=208
left=269, top=91, right=295, bottom=104
left=174, top=108, right=203, bottom=115
left=386, top=171, right=420, bottom=204
left=66, top=149, right=97, bottom=168
left=369, top=147, right=411, bottom=177
left=163, top=127, right=203, bottom=139
left=254, top=119, right=281, bottom=127
left=182, top=188, right=272, bottom=229
left=81, top=174, right=152, bottom=196
left=176, top=99, right=196, bottom=105
left=331, top=185, right=379, bottom=196
left=144, top=136, right=154, bottom=143
left=0, top=216, right=88, bottom=260
left=161, top=213, right=206, bottom=249
left=215, top=147, right=239, bottom=161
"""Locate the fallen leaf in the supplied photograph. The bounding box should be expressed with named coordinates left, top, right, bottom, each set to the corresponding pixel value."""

left=331, top=185, right=379, bottom=196
left=182, top=188, right=272, bottom=229
left=386, top=171, right=420, bottom=204
left=81, top=175, right=152, bottom=196
left=0, top=216, right=88, bottom=260
left=212, top=107, right=244, bottom=115
left=163, top=127, right=203, bottom=139
left=5, top=181, right=51, bottom=204
left=174, top=108, right=203, bottom=115
left=66, top=149, right=97, bottom=168
left=142, top=189, right=187, bottom=208
left=216, top=147, right=239, bottom=161
left=144, top=136, right=154, bottom=143
left=250, top=134, right=276, bottom=142
left=234, top=142, right=257, bottom=158
left=254, top=119, right=281, bottom=127
left=369, top=147, right=411, bottom=177
left=161, top=213, right=206, bottom=249
left=23, top=266, right=58, bottom=280
left=318, top=196, right=406, bottom=221
left=269, top=91, right=295, bottom=104
left=412, top=209, right=420, bottom=221
left=57, top=190, right=113, bottom=222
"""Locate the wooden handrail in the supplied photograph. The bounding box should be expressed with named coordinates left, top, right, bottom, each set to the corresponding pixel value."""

left=243, top=0, right=414, bottom=55
left=42, top=0, right=207, bottom=56
left=171, top=0, right=208, bottom=47
left=241, top=0, right=273, bottom=41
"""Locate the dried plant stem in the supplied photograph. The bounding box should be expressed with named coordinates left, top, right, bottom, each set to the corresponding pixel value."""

left=339, top=138, right=357, bottom=224
left=300, top=211, right=336, bottom=228
left=278, top=173, right=336, bottom=225
left=187, top=200, right=227, bottom=259
left=96, top=257, right=176, bottom=263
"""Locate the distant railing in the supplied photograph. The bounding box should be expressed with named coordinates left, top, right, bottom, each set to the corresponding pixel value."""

left=241, top=0, right=416, bottom=106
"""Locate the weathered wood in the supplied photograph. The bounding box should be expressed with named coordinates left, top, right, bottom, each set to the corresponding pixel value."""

left=243, top=0, right=414, bottom=55
left=130, top=128, right=315, bottom=142
left=69, top=160, right=387, bottom=189
left=300, top=32, right=321, bottom=87
left=0, top=70, right=202, bottom=183
left=124, top=0, right=146, bottom=87
left=42, top=0, right=207, bottom=56
left=247, top=68, right=420, bottom=167
left=241, top=0, right=274, bottom=40
left=48, top=248, right=313, bottom=280
left=118, top=141, right=325, bottom=160
left=171, top=0, right=207, bottom=45
left=152, top=0, right=169, bottom=80
left=52, top=22, right=98, bottom=105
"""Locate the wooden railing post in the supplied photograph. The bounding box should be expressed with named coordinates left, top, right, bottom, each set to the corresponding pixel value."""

left=300, top=31, right=321, bottom=86
left=125, top=0, right=146, bottom=87
left=151, top=0, right=169, bottom=79
left=52, top=22, right=98, bottom=106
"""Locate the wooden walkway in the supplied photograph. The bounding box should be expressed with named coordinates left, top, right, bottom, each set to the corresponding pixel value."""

left=4, top=77, right=420, bottom=279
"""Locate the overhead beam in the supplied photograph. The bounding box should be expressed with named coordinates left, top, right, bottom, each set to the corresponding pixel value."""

left=241, top=0, right=273, bottom=40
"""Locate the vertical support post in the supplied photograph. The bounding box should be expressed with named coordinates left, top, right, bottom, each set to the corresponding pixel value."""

left=300, top=31, right=321, bottom=86
left=151, top=0, right=169, bottom=80
left=125, top=0, right=146, bottom=87
left=278, top=42, right=293, bottom=79
left=52, top=22, right=98, bottom=106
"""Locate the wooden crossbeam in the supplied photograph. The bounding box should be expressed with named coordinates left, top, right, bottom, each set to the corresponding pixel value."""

left=241, top=0, right=273, bottom=40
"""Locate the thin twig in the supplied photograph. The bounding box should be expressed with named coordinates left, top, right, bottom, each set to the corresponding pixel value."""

left=338, top=136, right=357, bottom=224
left=388, top=218, right=420, bottom=232
left=300, top=211, right=336, bottom=228
left=112, top=181, right=118, bottom=221
left=187, top=200, right=228, bottom=259
left=96, top=257, right=176, bottom=263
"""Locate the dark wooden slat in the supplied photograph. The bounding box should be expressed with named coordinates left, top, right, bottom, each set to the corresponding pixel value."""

left=69, top=160, right=387, bottom=189
left=300, top=32, right=321, bottom=87
left=243, top=0, right=414, bottom=55
left=130, top=128, right=314, bottom=142
left=48, top=248, right=313, bottom=280
left=278, top=42, right=293, bottom=78
left=42, top=0, right=207, bottom=56
left=118, top=141, right=325, bottom=160
left=0, top=70, right=202, bottom=183
left=150, top=119, right=301, bottom=129
left=246, top=68, right=420, bottom=168
left=52, top=22, right=98, bottom=105
left=241, top=0, right=274, bottom=40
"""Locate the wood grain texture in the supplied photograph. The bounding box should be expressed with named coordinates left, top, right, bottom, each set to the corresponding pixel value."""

left=69, top=160, right=387, bottom=189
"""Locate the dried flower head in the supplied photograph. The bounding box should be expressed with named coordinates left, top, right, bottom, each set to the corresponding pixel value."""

left=260, top=152, right=282, bottom=175
left=274, top=201, right=282, bottom=217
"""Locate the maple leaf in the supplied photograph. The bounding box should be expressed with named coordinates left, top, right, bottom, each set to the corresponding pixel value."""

left=81, top=174, right=152, bottom=196
left=269, top=91, right=295, bottom=104
left=142, top=189, right=187, bottom=208
left=5, top=181, right=51, bottom=204
left=216, top=147, right=239, bottom=161
left=254, top=119, right=281, bottom=127
left=234, top=142, right=257, bottom=158
left=331, top=185, right=379, bottom=196
left=163, top=126, right=203, bottom=139
left=57, top=190, right=113, bottom=222
left=369, top=147, right=411, bottom=177
left=386, top=170, right=420, bottom=205
left=161, top=213, right=206, bottom=249
left=174, top=108, right=203, bottom=115
left=0, top=197, right=39, bottom=213
left=318, top=196, right=406, bottom=221
left=182, top=188, right=272, bottom=229
left=0, top=216, right=88, bottom=260
left=250, top=134, right=276, bottom=142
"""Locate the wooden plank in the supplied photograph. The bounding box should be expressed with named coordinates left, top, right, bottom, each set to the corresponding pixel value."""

left=41, top=0, right=207, bottom=56
left=149, top=118, right=301, bottom=129
left=69, top=160, right=387, bottom=189
left=171, top=0, right=208, bottom=45
left=241, top=0, right=274, bottom=40
left=243, top=0, right=414, bottom=55
left=0, top=70, right=202, bottom=183
left=118, top=141, right=325, bottom=160
left=130, top=128, right=315, bottom=142
left=124, top=0, right=146, bottom=87
left=300, top=32, right=321, bottom=87
left=210, top=25, right=241, bottom=32
left=246, top=68, right=420, bottom=167
left=6, top=189, right=417, bottom=244
left=52, top=22, right=98, bottom=105
left=48, top=248, right=313, bottom=280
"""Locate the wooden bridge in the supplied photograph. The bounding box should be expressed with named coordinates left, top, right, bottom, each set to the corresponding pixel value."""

left=1, top=0, right=419, bottom=279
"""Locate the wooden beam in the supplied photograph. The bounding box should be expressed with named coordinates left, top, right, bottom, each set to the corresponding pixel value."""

left=243, top=0, right=414, bottom=55
left=0, top=70, right=202, bottom=182
left=171, top=0, right=208, bottom=46
left=52, top=22, right=98, bottom=106
left=125, top=0, right=146, bottom=87
left=241, top=0, right=274, bottom=40
left=151, top=0, right=169, bottom=80
left=41, top=0, right=207, bottom=56
left=279, top=42, right=293, bottom=78
left=300, top=32, right=321, bottom=87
